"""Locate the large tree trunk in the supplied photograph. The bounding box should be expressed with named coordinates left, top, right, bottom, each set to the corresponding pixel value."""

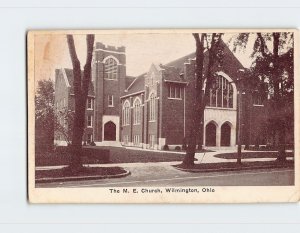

left=67, top=34, right=95, bottom=169
left=182, top=33, right=219, bottom=167
left=182, top=33, right=205, bottom=166
left=272, top=33, right=287, bottom=162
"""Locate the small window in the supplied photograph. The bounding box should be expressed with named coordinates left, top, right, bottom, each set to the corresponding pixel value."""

left=87, top=98, right=93, bottom=109
left=123, top=135, right=129, bottom=145
left=108, top=95, right=114, bottom=107
left=87, top=115, right=93, bottom=127
left=168, top=84, right=182, bottom=99
left=253, top=91, right=264, bottom=106
left=133, top=135, right=140, bottom=146
left=149, top=134, right=155, bottom=148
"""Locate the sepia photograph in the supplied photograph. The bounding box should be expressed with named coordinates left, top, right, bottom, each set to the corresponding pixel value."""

left=28, top=29, right=299, bottom=203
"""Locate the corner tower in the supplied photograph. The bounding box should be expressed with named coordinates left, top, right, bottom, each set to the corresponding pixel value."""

left=92, top=42, right=126, bottom=143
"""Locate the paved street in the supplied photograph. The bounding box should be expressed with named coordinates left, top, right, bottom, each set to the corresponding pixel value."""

left=36, top=162, right=294, bottom=188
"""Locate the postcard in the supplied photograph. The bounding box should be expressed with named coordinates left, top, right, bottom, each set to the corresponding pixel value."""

left=28, top=29, right=299, bottom=203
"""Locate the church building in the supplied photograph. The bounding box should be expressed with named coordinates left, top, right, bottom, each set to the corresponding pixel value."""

left=54, top=41, right=269, bottom=150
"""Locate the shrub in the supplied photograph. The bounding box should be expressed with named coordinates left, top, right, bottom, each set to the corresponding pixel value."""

left=163, top=144, right=169, bottom=151
left=175, top=146, right=181, bottom=151
left=90, top=141, right=96, bottom=146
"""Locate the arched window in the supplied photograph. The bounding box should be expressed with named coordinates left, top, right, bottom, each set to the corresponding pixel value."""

left=122, top=101, right=130, bottom=126
left=133, top=98, right=142, bottom=125
left=104, top=57, right=118, bottom=80
left=208, top=75, right=234, bottom=108
left=149, top=93, right=156, bottom=121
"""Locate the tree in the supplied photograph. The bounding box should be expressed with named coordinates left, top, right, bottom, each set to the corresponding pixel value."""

left=232, top=32, right=294, bottom=161
left=35, top=79, right=55, bottom=153
left=54, top=108, right=74, bottom=145
left=182, top=33, right=223, bottom=166
left=66, top=34, right=95, bottom=169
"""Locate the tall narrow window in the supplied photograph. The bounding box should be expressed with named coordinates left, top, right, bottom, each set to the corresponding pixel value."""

left=108, top=95, right=114, bottom=107
left=104, top=57, right=118, bottom=80
left=133, top=135, right=140, bottom=146
left=133, top=98, right=141, bottom=125
left=253, top=91, right=264, bottom=105
left=149, top=72, right=155, bottom=86
left=208, top=75, right=234, bottom=109
left=87, top=98, right=93, bottom=109
left=149, top=93, right=156, bottom=121
left=122, top=101, right=130, bottom=126
left=87, top=115, right=93, bottom=127
left=149, top=134, right=155, bottom=148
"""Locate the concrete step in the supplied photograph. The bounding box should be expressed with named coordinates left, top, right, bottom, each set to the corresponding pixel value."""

left=95, top=141, right=123, bottom=147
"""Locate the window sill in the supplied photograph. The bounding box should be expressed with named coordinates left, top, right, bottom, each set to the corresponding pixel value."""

left=104, top=78, right=118, bottom=81
left=108, top=105, right=114, bottom=108
left=87, top=108, right=93, bottom=110
left=205, top=106, right=236, bottom=111
left=87, top=126, right=93, bottom=128
left=253, top=104, right=264, bottom=107
left=168, top=97, right=182, bottom=100
left=149, top=120, right=156, bottom=123
left=133, top=123, right=141, bottom=126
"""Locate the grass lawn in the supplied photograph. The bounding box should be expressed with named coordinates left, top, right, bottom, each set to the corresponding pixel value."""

left=35, top=166, right=127, bottom=180
left=174, top=160, right=294, bottom=172
left=36, top=146, right=198, bottom=166
left=100, top=146, right=187, bottom=163
left=214, top=151, right=294, bottom=160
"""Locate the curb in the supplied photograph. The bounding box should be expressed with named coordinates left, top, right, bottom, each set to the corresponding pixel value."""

left=174, top=164, right=294, bottom=173
left=36, top=170, right=131, bottom=183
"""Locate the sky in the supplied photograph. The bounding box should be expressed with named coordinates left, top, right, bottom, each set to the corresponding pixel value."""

left=34, top=32, right=255, bottom=83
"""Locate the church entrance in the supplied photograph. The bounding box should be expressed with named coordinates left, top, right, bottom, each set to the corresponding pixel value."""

left=104, top=121, right=116, bottom=141
left=221, top=122, right=231, bottom=146
left=205, top=122, right=217, bottom=146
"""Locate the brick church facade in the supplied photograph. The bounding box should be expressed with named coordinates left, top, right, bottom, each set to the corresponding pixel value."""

left=54, top=41, right=270, bottom=150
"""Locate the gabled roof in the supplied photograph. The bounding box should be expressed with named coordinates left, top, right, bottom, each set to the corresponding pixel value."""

left=123, top=74, right=145, bottom=96
left=123, top=39, right=245, bottom=96
left=63, top=68, right=95, bottom=96
left=160, top=65, right=184, bottom=83
left=165, top=52, right=195, bottom=72
left=125, top=76, right=136, bottom=89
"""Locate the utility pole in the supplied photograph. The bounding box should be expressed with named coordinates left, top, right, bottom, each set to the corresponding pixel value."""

left=237, top=89, right=242, bottom=165
left=237, top=69, right=245, bottom=165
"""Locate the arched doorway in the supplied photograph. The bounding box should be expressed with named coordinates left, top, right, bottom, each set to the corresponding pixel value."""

left=205, top=122, right=217, bottom=146
left=104, top=121, right=116, bottom=141
left=221, top=122, right=231, bottom=146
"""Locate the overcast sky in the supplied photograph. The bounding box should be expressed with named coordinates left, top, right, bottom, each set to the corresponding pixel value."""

left=34, top=32, right=255, bottom=83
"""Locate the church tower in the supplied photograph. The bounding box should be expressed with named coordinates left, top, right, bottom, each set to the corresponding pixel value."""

left=92, top=42, right=126, bottom=143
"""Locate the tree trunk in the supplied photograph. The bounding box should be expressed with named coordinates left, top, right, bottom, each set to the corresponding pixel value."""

left=67, top=34, right=95, bottom=169
left=182, top=33, right=220, bottom=167
left=182, top=33, right=205, bottom=167
left=272, top=33, right=287, bottom=162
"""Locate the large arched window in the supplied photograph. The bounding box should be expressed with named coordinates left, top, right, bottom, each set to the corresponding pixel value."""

left=208, top=75, right=234, bottom=108
left=122, top=100, right=130, bottom=126
left=104, top=57, right=118, bottom=80
left=133, top=97, right=142, bottom=125
left=149, top=93, right=156, bottom=121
